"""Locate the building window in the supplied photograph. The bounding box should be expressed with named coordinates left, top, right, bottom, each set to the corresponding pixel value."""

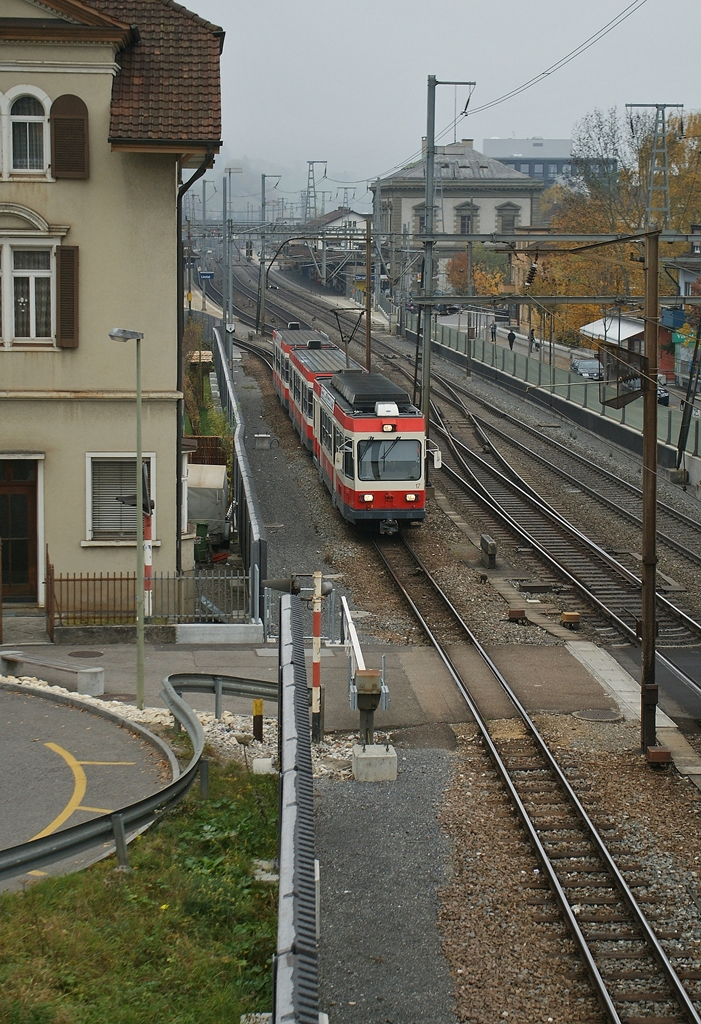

left=460, top=215, right=472, bottom=234
left=548, top=164, right=558, bottom=177
left=13, top=249, right=51, bottom=339
left=11, top=96, right=46, bottom=172
left=533, top=164, right=544, bottom=178
left=496, top=204, right=521, bottom=233
left=88, top=455, right=156, bottom=542
left=520, top=163, right=530, bottom=174
left=562, top=164, right=572, bottom=176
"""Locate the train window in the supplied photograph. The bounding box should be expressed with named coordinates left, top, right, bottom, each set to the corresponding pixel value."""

left=320, top=410, right=333, bottom=452
left=283, top=358, right=290, bottom=383
left=293, top=372, right=301, bottom=405
left=344, top=437, right=354, bottom=479
left=275, top=347, right=281, bottom=373
left=358, top=438, right=421, bottom=481
left=305, top=387, right=314, bottom=418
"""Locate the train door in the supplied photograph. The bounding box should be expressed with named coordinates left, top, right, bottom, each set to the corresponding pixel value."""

left=0, top=459, right=38, bottom=601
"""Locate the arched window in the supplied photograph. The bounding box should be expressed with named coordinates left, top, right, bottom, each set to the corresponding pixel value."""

left=11, top=96, right=46, bottom=171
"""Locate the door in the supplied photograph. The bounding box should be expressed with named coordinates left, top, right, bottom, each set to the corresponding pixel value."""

left=0, top=460, right=38, bottom=601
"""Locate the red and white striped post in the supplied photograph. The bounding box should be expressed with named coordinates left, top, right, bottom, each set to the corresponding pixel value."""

left=143, top=509, right=153, bottom=620
left=311, top=570, right=322, bottom=742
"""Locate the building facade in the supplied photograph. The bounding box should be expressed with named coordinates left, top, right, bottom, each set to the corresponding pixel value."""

left=371, top=139, right=545, bottom=296
left=0, top=0, right=222, bottom=604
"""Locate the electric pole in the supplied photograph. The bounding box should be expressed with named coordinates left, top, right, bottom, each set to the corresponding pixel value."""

left=421, top=74, right=437, bottom=448
left=641, top=228, right=660, bottom=753
left=627, top=103, right=683, bottom=228
left=365, top=218, right=372, bottom=370
left=256, top=173, right=266, bottom=333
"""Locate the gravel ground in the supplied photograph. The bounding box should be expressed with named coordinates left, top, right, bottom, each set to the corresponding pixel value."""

left=316, top=749, right=459, bottom=1024
left=440, top=715, right=701, bottom=1023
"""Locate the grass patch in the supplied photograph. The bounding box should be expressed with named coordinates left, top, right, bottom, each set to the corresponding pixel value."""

left=0, top=761, right=278, bottom=1024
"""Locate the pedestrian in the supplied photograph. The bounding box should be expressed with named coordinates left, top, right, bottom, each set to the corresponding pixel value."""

left=490, top=320, right=497, bottom=343
left=529, top=327, right=535, bottom=353
left=507, top=329, right=515, bottom=351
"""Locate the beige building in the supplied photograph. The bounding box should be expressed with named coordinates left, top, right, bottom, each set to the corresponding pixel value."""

left=0, top=0, right=223, bottom=606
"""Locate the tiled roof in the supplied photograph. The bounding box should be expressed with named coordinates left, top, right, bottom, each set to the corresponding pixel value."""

left=86, top=0, right=223, bottom=147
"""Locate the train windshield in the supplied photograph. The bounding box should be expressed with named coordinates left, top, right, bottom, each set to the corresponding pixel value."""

left=357, top=438, right=421, bottom=481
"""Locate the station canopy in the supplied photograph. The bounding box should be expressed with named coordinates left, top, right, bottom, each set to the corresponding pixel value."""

left=579, top=316, right=644, bottom=345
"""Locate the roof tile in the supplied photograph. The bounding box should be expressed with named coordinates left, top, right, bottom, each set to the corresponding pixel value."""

left=85, top=0, right=222, bottom=145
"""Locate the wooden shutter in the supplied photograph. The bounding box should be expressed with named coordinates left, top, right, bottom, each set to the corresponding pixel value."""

left=51, top=95, right=89, bottom=179
left=56, top=246, right=79, bottom=348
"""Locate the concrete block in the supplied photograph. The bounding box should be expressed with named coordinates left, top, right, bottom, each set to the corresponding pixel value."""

left=352, top=743, right=397, bottom=782
left=480, top=533, right=497, bottom=569
left=252, top=757, right=275, bottom=775
left=76, top=666, right=105, bottom=696
left=0, top=651, right=24, bottom=676
left=175, top=623, right=265, bottom=644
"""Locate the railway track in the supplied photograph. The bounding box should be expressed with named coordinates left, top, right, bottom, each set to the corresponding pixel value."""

left=433, top=372, right=701, bottom=568
left=374, top=534, right=701, bottom=1024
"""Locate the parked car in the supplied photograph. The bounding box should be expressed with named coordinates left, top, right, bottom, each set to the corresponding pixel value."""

left=572, top=358, right=604, bottom=380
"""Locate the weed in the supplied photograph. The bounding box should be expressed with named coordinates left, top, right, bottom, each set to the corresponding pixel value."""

left=0, top=761, right=278, bottom=1024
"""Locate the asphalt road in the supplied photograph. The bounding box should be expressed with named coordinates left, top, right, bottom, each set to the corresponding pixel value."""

left=0, top=689, right=169, bottom=857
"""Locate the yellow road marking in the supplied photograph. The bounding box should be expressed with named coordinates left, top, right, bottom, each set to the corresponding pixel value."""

left=78, top=760, right=136, bottom=766
left=77, top=806, right=112, bottom=814
left=31, top=743, right=87, bottom=841
left=27, top=870, right=47, bottom=877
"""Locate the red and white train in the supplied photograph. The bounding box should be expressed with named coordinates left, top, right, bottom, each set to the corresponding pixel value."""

left=272, top=326, right=439, bottom=534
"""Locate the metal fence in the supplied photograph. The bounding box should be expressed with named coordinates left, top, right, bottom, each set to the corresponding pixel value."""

left=49, top=568, right=250, bottom=627
left=275, top=594, right=319, bottom=1023
left=213, top=326, right=267, bottom=622
left=264, top=584, right=339, bottom=644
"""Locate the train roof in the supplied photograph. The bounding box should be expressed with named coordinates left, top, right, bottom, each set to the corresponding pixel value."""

left=274, top=329, right=331, bottom=347
left=329, top=371, right=418, bottom=413
left=293, top=347, right=363, bottom=374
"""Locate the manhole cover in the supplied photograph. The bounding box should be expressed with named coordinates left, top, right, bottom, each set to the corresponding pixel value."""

left=68, top=650, right=104, bottom=659
left=572, top=709, right=622, bottom=723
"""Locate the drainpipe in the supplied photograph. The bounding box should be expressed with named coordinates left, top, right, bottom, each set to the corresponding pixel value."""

left=176, top=147, right=215, bottom=572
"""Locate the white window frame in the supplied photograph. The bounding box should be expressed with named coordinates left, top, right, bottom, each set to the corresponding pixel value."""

left=0, top=204, right=68, bottom=349
left=83, top=453, right=159, bottom=547
left=0, top=86, right=53, bottom=181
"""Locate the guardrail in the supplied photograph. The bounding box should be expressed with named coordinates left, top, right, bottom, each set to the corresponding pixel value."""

left=213, top=326, right=268, bottom=621
left=275, top=593, right=319, bottom=1023
left=0, top=679, right=204, bottom=881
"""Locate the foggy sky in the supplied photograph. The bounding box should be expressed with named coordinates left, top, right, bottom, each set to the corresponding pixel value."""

left=189, top=0, right=701, bottom=212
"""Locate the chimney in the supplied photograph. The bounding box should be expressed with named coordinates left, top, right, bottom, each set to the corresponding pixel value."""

left=461, top=139, right=474, bottom=148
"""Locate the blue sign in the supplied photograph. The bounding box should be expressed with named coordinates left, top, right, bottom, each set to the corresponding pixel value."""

left=199, top=271, right=214, bottom=279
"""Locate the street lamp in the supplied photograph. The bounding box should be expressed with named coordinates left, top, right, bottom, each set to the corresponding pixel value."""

left=109, top=327, right=146, bottom=710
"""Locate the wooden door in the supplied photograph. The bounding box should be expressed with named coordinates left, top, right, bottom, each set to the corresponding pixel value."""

left=0, top=460, right=37, bottom=601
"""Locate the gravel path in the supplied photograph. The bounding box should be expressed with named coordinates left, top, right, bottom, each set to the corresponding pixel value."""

left=316, top=749, right=458, bottom=1024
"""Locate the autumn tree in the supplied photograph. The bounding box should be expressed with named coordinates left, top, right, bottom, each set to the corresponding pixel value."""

left=446, top=243, right=507, bottom=295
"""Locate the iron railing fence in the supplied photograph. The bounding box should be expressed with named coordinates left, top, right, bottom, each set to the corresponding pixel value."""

left=49, top=568, right=250, bottom=627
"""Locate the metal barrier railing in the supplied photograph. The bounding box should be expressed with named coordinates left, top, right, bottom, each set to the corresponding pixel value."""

left=275, top=594, right=319, bottom=1023
left=213, top=327, right=267, bottom=622
left=0, top=679, right=204, bottom=881
left=264, top=583, right=338, bottom=644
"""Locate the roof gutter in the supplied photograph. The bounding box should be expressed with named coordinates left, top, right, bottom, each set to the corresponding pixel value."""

left=175, top=146, right=215, bottom=573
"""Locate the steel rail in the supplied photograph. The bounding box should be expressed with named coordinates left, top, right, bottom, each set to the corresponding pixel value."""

left=373, top=536, right=701, bottom=1024
left=433, top=412, right=701, bottom=702
left=435, top=369, right=701, bottom=541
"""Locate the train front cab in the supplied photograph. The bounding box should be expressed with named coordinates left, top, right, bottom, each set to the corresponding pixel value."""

left=316, top=393, right=437, bottom=534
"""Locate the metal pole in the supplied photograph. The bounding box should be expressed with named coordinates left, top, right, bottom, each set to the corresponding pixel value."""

left=641, top=229, right=660, bottom=753
left=365, top=218, right=372, bottom=370
left=422, top=77, right=436, bottom=423
left=422, top=75, right=437, bottom=475
left=135, top=337, right=144, bottom=711
left=257, top=174, right=266, bottom=334
left=222, top=175, right=228, bottom=326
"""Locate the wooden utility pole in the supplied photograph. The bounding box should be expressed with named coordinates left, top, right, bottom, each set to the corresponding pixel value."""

left=641, top=229, right=660, bottom=753
left=365, top=218, right=372, bottom=370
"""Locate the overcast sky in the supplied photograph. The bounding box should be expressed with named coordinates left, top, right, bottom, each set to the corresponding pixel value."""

left=190, top=0, right=701, bottom=214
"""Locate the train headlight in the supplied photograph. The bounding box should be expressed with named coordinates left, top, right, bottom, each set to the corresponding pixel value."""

left=405, top=493, right=417, bottom=502
left=382, top=423, right=396, bottom=432
left=361, top=494, right=374, bottom=502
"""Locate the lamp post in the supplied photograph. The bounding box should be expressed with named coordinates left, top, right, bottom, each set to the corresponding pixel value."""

left=109, top=327, right=145, bottom=710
